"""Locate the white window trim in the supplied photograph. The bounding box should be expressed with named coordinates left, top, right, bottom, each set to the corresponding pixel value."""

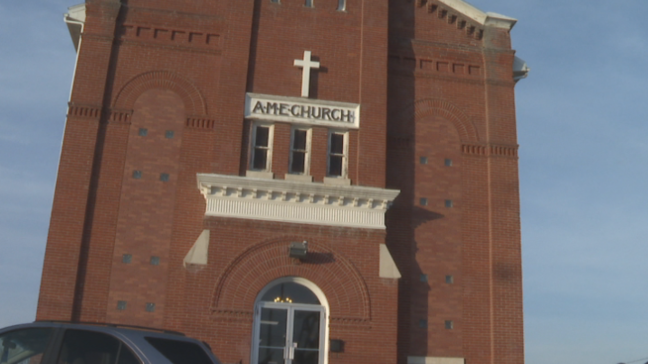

left=250, top=277, right=330, bottom=364
left=287, top=127, right=312, bottom=178
left=325, top=130, right=349, bottom=184
left=248, top=123, right=275, bottom=178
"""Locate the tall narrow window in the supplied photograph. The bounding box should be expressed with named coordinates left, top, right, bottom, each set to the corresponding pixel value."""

left=327, top=131, right=347, bottom=177
left=337, top=0, right=346, bottom=11
left=251, top=124, right=273, bottom=171
left=290, top=128, right=311, bottom=175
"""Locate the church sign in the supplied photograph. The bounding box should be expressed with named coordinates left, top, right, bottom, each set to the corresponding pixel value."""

left=244, top=51, right=361, bottom=129
left=245, top=93, right=361, bottom=129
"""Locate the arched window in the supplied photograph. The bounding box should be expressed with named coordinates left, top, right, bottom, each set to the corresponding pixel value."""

left=260, top=282, right=321, bottom=304
left=251, top=278, right=328, bottom=364
left=337, top=0, right=346, bottom=11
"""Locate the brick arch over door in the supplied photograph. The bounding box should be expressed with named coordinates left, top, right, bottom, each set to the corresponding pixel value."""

left=396, top=98, right=480, bottom=143
left=113, top=70, right=207, bottom=115
left=212, top=237, right=371, bottom=321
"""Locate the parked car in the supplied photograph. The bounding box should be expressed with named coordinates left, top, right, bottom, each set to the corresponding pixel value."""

left=0, top=321, right=221, bottom=364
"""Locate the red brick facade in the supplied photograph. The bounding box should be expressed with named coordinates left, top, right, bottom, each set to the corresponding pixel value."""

left=38, top=1, right=525, bottom=363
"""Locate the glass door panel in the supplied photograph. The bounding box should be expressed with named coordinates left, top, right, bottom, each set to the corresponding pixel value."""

left=258, top=348, right=285, bottom=364
left=293, top=350, right=319, bottom=364
left=257, top=308, right=288, bottom=364
left=291, top=310, right=320, bottom=364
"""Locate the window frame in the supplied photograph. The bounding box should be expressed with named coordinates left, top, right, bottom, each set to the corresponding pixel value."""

left=288, top=127, right=312, bottom=176
left=144, top=337, right=213, bottom=364
left=249, top=122, right=275, bottom=173
left=56, top=329, right=142, bottom=364
left=326, top=130, right=349, bottom=179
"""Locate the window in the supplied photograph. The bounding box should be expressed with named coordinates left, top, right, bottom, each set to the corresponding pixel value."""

left=145, top=338, right=212, bottom=364
left=57, top=330, right=140, bottom=364
left=0, top=328, right=53, bottom=364
left=327, top=131, right=348, bottom=178
left=290, top=128, right=311, bottom=175
left=251, top=278, right=328, bottom=364
left=337, top=0, right=346, bottom=11
left=261, top=282, right=320, bottom=304
left=251, top=124, right=274, bottom=172
left=305, top=0, right=313, bottom=7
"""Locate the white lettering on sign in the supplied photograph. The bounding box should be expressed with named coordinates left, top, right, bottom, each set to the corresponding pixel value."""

left=245, top=93, right=360, bottom=129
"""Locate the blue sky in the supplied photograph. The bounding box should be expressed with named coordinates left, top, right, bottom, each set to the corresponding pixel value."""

left=1, top=1, right=648, bottom=364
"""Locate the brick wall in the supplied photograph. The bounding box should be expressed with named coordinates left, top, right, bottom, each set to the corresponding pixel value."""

left=38, top=1, right=524, bottom=364
left=387, top=2, right=524, bottom=363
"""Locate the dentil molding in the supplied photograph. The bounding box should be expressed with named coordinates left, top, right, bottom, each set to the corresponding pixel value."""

left=197, top=174, right=400, bottom=230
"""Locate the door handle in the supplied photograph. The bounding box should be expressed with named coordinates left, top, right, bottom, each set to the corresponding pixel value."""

left=288, top=342, right=298, bottom=359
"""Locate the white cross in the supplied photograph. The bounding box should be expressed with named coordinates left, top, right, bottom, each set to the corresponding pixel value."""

left=294, top=50, right=320, bottom=98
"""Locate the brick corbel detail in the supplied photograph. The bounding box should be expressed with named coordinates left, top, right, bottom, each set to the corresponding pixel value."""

left=186, top=116, right=216, bottom=129
left=67, top=103, right=102, bottom=119
left=462, top=143, right=519, bottom=157
left=106, top=108, right=133, bottom=124
left=417, top=1, right=484, bottom=40
left=67, top=103, right=136, bottom=125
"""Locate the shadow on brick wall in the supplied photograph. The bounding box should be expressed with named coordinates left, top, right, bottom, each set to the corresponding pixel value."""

left=385, top=1, right=428, bottom=363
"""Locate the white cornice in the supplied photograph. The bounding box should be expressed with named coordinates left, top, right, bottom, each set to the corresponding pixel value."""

left=438, top=0, right=517, bottom=29
left=66, top=3, right=86, bottom=22
left=197, top=174, right=400, bottom=230
left=65, top=4, right=86, bottom=51
left=484, top=12, right=518, bottom=30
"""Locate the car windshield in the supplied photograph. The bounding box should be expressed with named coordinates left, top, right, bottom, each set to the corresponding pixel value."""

left=145, top=337, right=215, bottom=364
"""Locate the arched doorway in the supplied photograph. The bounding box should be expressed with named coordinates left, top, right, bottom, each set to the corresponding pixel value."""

left=251, top=277, right=328, bottom=364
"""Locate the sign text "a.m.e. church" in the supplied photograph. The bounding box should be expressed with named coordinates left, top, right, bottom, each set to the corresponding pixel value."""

left=245, top=93, right=360, bottom=129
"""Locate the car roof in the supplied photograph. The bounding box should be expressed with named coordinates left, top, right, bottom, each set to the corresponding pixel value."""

left=35, top=321, right=185, bottom=336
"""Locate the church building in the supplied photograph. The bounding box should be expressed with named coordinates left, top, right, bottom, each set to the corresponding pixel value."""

left=37, top=0, right=529, bottom=363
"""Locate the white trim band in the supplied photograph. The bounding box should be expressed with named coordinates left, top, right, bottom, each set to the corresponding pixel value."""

left=197, top=174, right=399, bottom=229
left=438, top=0, right=517, bottom=29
